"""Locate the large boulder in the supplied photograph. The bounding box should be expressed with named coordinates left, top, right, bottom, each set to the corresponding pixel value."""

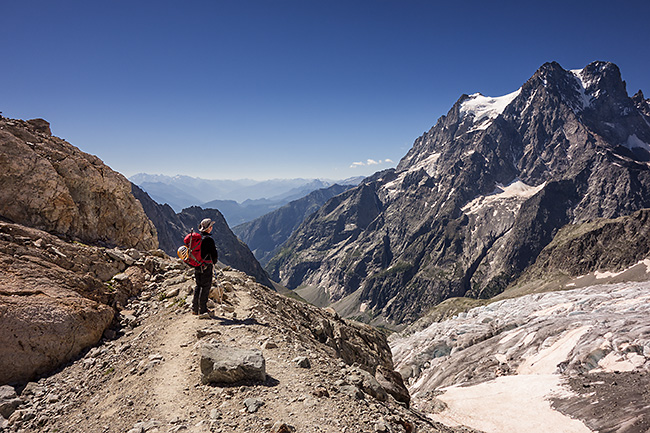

left=200, top=343, right=266, bottom=384
left=0, top=293, right=113, bottom=385
left=0, top=222, right=143, bottom=385
left=0, top=116, right=157, bottom=250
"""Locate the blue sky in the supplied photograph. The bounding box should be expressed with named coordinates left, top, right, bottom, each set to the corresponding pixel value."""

left=2, top=0, right=649, bottom=180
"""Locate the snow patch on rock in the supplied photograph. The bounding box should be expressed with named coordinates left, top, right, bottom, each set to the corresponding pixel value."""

left=623, top=134, right=650, bottom=152
left=462, top=179, right=545, bottom=215
left=460, top=89, right=521, bottom=130
left=570, top=68, right=596, bottom=110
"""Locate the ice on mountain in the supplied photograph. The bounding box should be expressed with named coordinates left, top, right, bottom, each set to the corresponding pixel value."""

left=624, top=134, right=650, bottom=152
left=460, top=89, right=521, bottom=130
left=461, top=179, right=545, bottom=215
left=570, top=69, right=595, bottom=110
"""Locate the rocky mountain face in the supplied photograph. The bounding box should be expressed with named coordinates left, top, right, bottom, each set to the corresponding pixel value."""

left=267, top=61, right=650, bottom=327
left=510, top=207, right=650, bottom=294
left=0, top=117, right=158, bottom=250
left=233, top=184, right=353, bottom=267
left=131, top=185, right=274, bottom=288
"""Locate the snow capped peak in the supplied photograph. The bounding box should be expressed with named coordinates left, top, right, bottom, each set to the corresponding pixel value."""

left=460, top=89, right=521, bottom=130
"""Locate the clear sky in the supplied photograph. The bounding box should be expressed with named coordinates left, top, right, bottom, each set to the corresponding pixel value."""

left=2, top=0, right=649, bottom=180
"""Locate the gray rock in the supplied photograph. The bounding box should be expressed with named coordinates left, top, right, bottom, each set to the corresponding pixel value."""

left=374, top=419, right=389, bottom=433
left=196, top=328, right=221, bottom=339
left=0, top=385, right=22, bottom=418
left=113, top=272, right=130, bottom=282
left=293, top=356, right=311, bottom=368
left=132, top=419, right=161, bottom=432
left=339, top=385, right=364, bottom=400
left=375, top=365, right=410, bottom=406
left=270, top=422, right=296, bottom=433
left=126, top=248, right=142, bottom=260
left=200, top=343, right=266, bottom=384
left=243, top=398, right=264, bottom=413
left=347, top=367, right=388, bottom=402
left=165, top=287, right=180, bottom=298
left=261, top=340, right=278, bottom=349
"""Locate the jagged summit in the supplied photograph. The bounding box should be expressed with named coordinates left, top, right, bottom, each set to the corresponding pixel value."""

left=268, top=60, right=650, bottom=326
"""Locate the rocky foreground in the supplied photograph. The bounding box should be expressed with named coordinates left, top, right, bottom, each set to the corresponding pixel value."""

left=0, top=248, right=479, bottom=433
left=391, top=274, right=650, bottom=433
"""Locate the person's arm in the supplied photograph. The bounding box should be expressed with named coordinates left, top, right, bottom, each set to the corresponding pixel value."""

left=205, top=237, right=219, bottom=264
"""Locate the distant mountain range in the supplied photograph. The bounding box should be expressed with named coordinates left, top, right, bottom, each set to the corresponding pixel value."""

left=266, top=61, right=650, bottom=327
left=129, top=174, right=364, bottom=225
left=233, top=184, right=355, bottom=266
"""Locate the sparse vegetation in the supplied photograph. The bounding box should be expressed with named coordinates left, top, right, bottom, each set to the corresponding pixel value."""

left=374, top=261, right=413, bottom=279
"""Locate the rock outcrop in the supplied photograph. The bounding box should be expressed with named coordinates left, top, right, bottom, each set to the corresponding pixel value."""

left=267, top=61, right=650, bottom=327
left=514, top=208, right=650, bottom=291
left=0, top=116, right=158, bottom=250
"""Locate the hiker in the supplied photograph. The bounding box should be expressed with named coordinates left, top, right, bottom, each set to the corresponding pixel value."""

left=192, top=218, right=219, bottom=316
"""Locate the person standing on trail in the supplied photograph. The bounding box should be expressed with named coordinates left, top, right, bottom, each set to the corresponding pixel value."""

left=192, top=218, right=219, bottom=317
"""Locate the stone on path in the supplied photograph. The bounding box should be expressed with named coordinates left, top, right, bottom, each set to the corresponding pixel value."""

left=200, top=342, right=266, bottom=384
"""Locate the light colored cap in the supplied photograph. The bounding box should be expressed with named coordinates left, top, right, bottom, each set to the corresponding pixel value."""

left=199, top=218, right=214, bottom=232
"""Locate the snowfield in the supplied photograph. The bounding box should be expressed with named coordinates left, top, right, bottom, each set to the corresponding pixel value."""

left=390, top=281, right=650, bottom=433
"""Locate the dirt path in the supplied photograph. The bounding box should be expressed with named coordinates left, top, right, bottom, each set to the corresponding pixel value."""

left=146, top=286, right=253, bottom=425
left=150, top=313, right=197, bottom=423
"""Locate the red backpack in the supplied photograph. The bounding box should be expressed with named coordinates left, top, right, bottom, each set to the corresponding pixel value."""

left=177, top=230, right=211, bottom=267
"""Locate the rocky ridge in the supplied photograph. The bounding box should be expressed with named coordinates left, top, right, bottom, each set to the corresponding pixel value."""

left=0, top=220, right=168, bottom=385
left=0, top=255, right=477, bottom=433
left=267, top=61, right=650, bottom=327
left=0, top=116, right=157, bottom=250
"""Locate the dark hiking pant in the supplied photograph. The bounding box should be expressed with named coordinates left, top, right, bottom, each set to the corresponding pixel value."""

left=193, top=264, right=213, bottom=314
